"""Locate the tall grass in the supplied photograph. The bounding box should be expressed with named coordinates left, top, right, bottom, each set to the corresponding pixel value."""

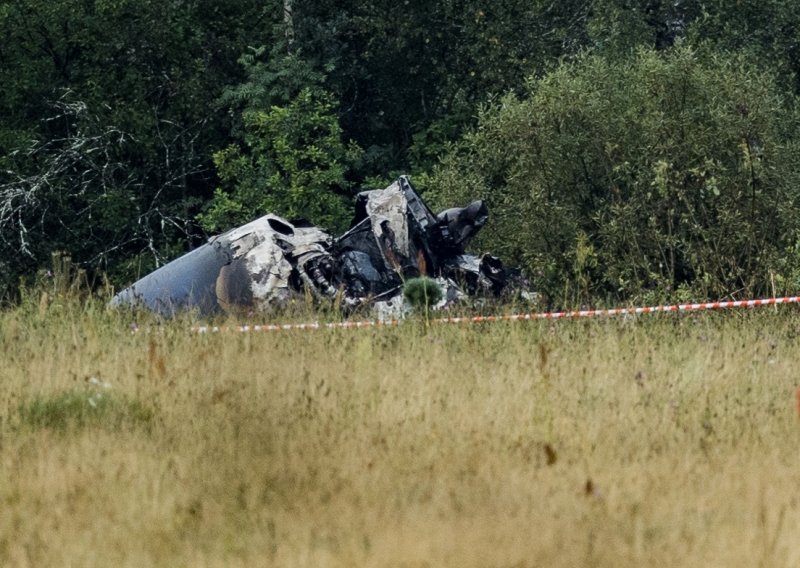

left=0, top=300, right=799, bottom=567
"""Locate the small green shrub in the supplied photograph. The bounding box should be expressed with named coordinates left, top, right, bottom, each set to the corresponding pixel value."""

left=19, top=388, right=154, bottom=431
left=403, top=277, right=443, bottom=312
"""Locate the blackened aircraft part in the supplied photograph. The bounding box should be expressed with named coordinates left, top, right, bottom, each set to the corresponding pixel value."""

left=111, top=176, right=507, bottom=316
left=435, top=200, right=489, bottom=251
left=334, top=177, right=433, bottom=299
left=110, top=214, right=333, bottom=316
left=440, top=253, right=506, bottom=296
left=332, top=176, right=504, bottom=304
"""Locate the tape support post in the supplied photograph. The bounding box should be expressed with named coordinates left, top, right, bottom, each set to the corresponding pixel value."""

left=192, top=295, right=800, bottom=334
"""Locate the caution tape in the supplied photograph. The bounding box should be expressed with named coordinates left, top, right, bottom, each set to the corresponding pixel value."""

left=194, top=320, right=402, bottom=333
left=192, top=295, right=800, bottom=333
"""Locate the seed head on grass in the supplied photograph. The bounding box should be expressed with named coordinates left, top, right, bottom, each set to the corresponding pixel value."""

left=403, top=277, right=443, bottom=313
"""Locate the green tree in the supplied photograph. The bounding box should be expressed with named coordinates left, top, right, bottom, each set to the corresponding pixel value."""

left=688, top=1, right=800, bottom=93
left=0, top=0, right=272, bottom=293
left=275, top=0, right=594, bottom=175
left=200, top=88, right=360, bottom=234
left=428, top=46, right=800, bottom=305
left=587, top=0, right=702, bottom=54
left=5, top=0, right=800, bottom=305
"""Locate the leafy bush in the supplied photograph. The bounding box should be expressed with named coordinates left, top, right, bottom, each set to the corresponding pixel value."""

left=427, top=46, right=800, bottom=306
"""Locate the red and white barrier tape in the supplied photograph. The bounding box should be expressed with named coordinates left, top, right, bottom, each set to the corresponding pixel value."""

left=192, top=295, right=800, bottom=333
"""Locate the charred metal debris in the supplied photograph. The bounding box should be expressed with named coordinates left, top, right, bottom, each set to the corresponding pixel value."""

left=111, top=176, right=507, bottom=317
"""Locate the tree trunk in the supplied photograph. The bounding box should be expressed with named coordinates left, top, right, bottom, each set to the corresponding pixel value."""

left=283, top=0, right=295, bottom=52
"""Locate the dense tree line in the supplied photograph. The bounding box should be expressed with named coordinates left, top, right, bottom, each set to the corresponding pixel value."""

left=2, top=1, right=800, bottom=305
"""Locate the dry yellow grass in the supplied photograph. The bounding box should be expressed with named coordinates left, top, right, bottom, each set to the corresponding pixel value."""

left=1, top=302, right=799, bottom=567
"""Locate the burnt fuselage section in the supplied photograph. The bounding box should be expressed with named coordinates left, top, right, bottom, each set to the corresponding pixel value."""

left=111, top=176, right=505, bottom=316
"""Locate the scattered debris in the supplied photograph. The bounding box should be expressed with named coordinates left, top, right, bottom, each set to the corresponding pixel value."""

left=111, top=176, right=507, bottom=316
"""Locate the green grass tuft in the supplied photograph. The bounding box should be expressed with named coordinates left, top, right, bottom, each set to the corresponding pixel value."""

left=19, top=388, right=154, bottom=431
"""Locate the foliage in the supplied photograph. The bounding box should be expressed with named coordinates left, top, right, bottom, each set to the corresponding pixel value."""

left=4, top=0, right=800, bottom=303
left=687, top=1, right=800, bottom=92
left=587, top=0, right=701, bottom=53
left=427, top=46, right=800, bottom=306
left=279, top=0, right=594, bottom=175
left=0, top=0, right=271, bottom=294
left=219, top=45, right=327, bottom=113
left=200, top=88, right=361, bottom=234
left=0, top=93, right=199, bottom=291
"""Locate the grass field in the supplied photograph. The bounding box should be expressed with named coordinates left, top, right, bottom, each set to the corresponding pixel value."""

left=1, top=300, right=799, bottom=567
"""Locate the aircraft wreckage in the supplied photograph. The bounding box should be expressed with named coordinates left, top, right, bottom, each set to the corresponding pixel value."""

left=111, top=176, right=506, bottom=316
